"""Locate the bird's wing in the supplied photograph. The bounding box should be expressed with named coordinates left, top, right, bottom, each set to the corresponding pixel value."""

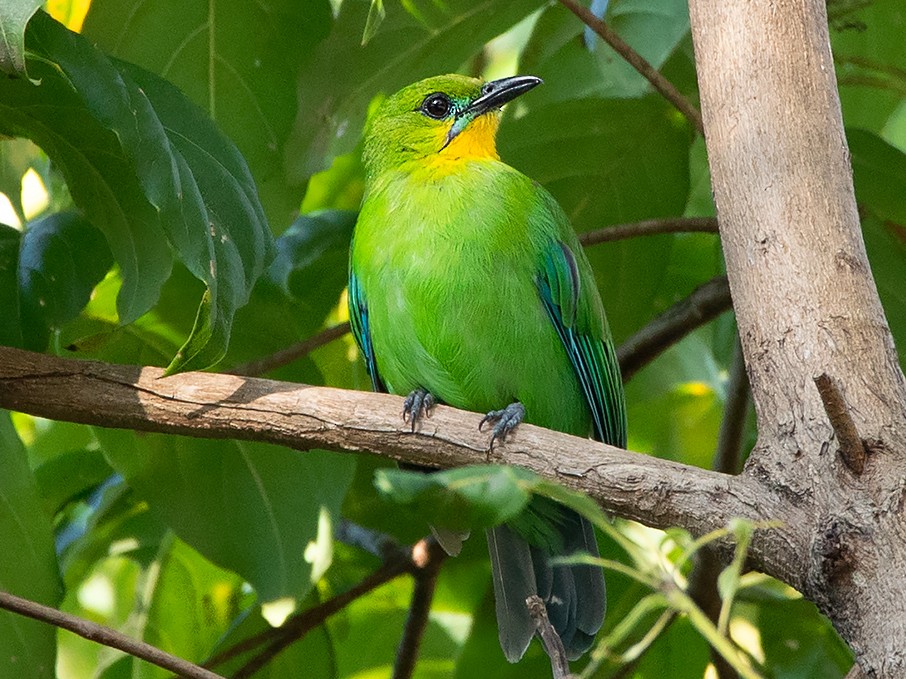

left=536, top=240, right=626, bottom=448
left=348, top=269, right=386, bottom=392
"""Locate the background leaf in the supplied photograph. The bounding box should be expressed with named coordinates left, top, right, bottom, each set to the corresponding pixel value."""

left=0, top=411, right=61, bottom=679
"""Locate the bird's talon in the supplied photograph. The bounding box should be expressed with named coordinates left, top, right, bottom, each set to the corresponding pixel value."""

left=402, top=388, right=435, bottom=432
left=480, top=403, right=525, bottom=449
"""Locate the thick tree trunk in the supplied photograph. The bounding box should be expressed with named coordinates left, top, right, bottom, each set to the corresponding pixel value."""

left=688, top=0, right=906, bottom=675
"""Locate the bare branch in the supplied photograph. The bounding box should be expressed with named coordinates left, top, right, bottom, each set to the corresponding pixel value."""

left=229, top=322, right=351, bottom=377
left=557, top=0, right=704, bottom=134
left=579, top=217, right=719, bottom=247
left=814, top=374, right=866, bottom=475
left=0, top=345, right=783, bottom=562
left=392, top=541, right=447, bottom=679
left=0, top=590, right=224, bottom=679
left=617, top=275, right=732, bottom=381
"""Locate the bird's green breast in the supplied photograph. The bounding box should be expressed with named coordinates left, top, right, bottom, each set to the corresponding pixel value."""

left=351, top=159, right=592, bottom=436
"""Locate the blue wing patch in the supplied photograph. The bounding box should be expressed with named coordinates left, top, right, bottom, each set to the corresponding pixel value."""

left=348, top=270, right=386, bottom=393
left=537, top=242, right=626, bottom=448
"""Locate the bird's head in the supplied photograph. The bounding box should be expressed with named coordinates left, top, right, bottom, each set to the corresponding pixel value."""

left=363, top=73, right=542, bottom=176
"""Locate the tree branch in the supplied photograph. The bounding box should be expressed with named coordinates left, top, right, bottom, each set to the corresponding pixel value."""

left=557, top=0, right=704, bottom=134
left=0, top=345, right=796, bottom=575
left=813, top=373, right=866, bottom=475
left=617, top=275, right=732, bottom=381
left=579, top=217, right=719, bottom=247
left=0, top=590, right=224, bottom=679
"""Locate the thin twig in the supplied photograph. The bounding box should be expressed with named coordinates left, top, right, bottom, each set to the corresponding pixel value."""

left=526, top=596, right=574, bottom=679
left=579, top=217, right=719, bottom=247
left=229, top=322, right=351, bottom=377
left=0, top=590, right=224, bottom=679
left=392, top=542, right=447, bottom=679
left=617, top=275, right=732, bottom=381
left=557, top=0, right=705, bottom=134
left=814, top=374, right=866, bottom=475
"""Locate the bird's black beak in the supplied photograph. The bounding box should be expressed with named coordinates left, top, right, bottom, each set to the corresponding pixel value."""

left=460, top=75, right=543, bottom=118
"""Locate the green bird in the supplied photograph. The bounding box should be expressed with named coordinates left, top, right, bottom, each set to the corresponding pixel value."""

left=348, top=74, right=627, bottom=662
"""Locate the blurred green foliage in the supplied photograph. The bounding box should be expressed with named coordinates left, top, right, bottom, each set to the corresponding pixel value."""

left=1, top=0, right=904, bottom=676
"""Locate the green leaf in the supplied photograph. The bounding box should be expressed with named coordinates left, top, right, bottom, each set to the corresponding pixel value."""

left=375, top=465, right=534, bottom=532
left=0, top=410, right=61, bottom=679
left=849, top=128, right=906, bottom=364
left=122, top=535, right=245, bottom=679
left=362, top=0, right=386, bottom=46
left=34, top=447, right=113, bottom=516
left=268, top=210, right=356, bottom=301
left=0, top=224, right=23, bottom=347
left=833, top=0, right=906, bottom=133
left=286, top=0, right=546, bottom=180
left=0, top=13, right=274, bottom=370
left=82, top=0, right=333, bottom=231
left=521, top=0, right=691, bottom=105
left=0, top=0, right=41, bottom=75
left=94, top=428, right=356, bottom=606
left=17, top=211, right=113, bottom=350
left=0, top=14, right=172, bottom=324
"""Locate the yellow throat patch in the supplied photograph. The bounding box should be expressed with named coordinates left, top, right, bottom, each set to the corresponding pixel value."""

left=429, top=113, right=501, bottom=171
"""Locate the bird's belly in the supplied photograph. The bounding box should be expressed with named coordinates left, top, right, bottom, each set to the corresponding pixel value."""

left=368, top=259, right=592, bottom=437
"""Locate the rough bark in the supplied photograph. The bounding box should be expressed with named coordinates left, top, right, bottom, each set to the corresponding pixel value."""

left=688, top=0, right=906, bottom=675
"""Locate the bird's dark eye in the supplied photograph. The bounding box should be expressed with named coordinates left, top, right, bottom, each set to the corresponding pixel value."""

left=420, top=93, right=452, bottom=120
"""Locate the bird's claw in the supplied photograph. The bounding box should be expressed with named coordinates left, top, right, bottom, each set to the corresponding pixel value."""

left=402, top=388, right=435, bottom=432
left=479, top=402, right=525, bottom=449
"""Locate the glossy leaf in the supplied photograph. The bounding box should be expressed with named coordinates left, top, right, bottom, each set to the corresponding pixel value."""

left=0, top=411, right=61, bottom=679
left=16, top=211, right=112, bottom=351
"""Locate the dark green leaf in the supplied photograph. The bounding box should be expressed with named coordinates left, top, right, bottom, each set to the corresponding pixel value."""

left=17, top=211, right=112, bottom=350
left=0, top=224, right=23, bottom=347
left=0, top=13, right=274, bottom=370
left=268, top=210, right=356, bottom=300
left=0, top=0, right=41, bottom=75
left=0, top=410, right=61, bottom=679
left=375, top=465, right=533, bottom=531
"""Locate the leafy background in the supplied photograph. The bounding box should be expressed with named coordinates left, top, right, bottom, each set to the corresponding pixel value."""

left=0, top=0, right=904, bottom=677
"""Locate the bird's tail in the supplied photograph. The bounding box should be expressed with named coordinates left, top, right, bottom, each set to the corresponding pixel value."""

left=486, top=506, right=605, bottom=662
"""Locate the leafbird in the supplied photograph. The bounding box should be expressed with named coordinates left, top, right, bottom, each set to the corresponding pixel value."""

left=348, top=74, right=627, bottom=663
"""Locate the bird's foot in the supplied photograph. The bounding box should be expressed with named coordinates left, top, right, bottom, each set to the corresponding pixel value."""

left=479, top=402, right=525, bottom=449
left=402, top=388, right=435, bottom=432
